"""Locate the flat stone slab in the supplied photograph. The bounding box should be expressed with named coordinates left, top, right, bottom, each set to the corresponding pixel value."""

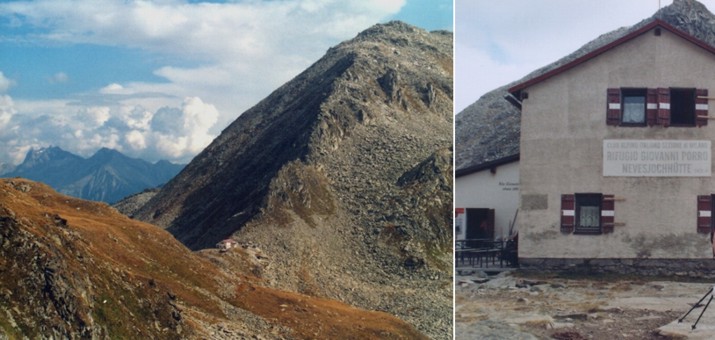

left=658, top=319, right=715, bottom=339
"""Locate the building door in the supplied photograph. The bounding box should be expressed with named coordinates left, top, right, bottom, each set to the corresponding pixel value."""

left=466, top=208, right=495, bottom=241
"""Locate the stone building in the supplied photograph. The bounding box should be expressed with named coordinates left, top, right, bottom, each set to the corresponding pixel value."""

left=509, top=19, right=715, bottom=275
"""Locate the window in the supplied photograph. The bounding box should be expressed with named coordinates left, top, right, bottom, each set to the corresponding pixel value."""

left=575, top=193, right=602, bottom=234
left=670, top=88, right=696, bottom=126
left=621, top=89, right=646, bottom=125
left=607, top=88, right=709, bottom=127
left=561, top=194, right=615, bottom=234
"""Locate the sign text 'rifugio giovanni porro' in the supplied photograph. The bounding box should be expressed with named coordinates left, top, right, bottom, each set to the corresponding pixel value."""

left=603, top=139, right=711, bottom=177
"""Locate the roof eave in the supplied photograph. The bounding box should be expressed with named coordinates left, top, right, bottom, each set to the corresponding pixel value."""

left=456, top=153, right=520, bottom=178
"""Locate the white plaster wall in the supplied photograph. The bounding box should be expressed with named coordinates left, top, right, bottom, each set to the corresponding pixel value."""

left=518, top=27, right=715, bottom=260
left=455, top=161, right=520, bottom=241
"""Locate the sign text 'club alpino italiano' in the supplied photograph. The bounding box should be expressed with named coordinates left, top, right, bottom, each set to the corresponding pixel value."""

left=603, top=139, right=711, bottom=177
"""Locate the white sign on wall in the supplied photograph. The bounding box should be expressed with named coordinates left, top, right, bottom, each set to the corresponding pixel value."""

left=603, top=139, right=711, bottom=177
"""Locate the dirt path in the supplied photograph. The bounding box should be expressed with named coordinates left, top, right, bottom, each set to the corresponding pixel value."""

left=456, top=271, right=715, bottom=339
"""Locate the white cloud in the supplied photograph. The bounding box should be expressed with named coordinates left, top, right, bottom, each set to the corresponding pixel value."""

left=149, top=96, right=219, bottom=158
left=125, top=129, right=146, bottom=150
left=83, top=106, right=111, bottom=127
left=0, top=94, right=219, bottom=165
left=100, top=83, right=124, bottom=94
left=0, top=95, right=16, bottom=128
left=49, top=72, right=68, bottom=84
left=0, top=0, right=406, bottom=164
left=0, top=1, right=403, bottom=64
left=0, top=71, right=14, bottom=93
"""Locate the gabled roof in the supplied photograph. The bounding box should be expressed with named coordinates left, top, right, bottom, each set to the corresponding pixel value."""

left=508, top=19, right=715, bottom=96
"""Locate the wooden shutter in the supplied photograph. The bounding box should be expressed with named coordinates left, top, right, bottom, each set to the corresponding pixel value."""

left=647, top=88, right=658, bottom=126
left=657, top=87, right=671, bottom=127
left=697, top=195, right=712, bottom=234
left=696, top=88, right=709, bottom=127
left=601, top=195, right=615, bottom=234
left=561, top=194, right=575, bottom=233
left=606, top=88, right=621, bottom=126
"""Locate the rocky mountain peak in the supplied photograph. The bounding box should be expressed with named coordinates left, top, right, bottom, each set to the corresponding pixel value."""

left=353, top=20, right=443, bottom=45
left=23, top=146, right=77, bottom=164
left=658, top=0, right=714, bottom=20
left=133, top=21, right=453, bottom=338
left=654, top=0, right=715, bottom=43
left=136, top=21, right=452, bottom=247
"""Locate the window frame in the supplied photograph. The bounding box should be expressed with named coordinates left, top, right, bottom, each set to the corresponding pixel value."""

left=620, top=88, right=648, bottom=126
left=574, top=193, right=603, bottom=235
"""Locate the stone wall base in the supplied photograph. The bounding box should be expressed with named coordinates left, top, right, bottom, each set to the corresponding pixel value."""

left=520, top=257, right=715, bottom=279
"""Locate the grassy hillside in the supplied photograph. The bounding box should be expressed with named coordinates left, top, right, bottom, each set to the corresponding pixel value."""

left=0, top=178, right=425, bottom=339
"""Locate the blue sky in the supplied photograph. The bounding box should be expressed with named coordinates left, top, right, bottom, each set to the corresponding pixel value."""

left=0, top=0, right=452, bottom=165
left=455, top=0, right=715, bottom=112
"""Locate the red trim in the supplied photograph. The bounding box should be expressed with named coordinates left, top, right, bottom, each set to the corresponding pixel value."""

left=560, top=194, right=575, bottom=233
left=647, top=88, right=658, bottom=126
left=509, top=19, right=715, bottom=95
left=606, top=88, right=621, bottom=126
left=698, top=195, right=712, bottom=234
left=657, top=87, right=671, bottom=127
left=601, top=195, right=615, bottom=234
left=696, top=88, right=708, bottom=127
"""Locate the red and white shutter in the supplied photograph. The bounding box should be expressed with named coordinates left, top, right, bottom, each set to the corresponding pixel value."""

left=696, top=88, right=709, bottom=127
left=697, top=195, right=712, bottom=234
left=657, top=87, right=671, bottom=127
left=561, top=194, right=575, bottom=233
left=606, top=88, right=621, bottom=126
left=647, top=88, right=658, bottom=126
left=601, top=195, right=615, bottom=234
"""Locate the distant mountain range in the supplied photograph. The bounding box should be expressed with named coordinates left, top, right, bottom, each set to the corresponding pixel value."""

left=2, top=146, right=184, bottom=203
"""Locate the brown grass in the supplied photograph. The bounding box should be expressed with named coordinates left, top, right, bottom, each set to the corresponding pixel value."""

left=233, top=283, right=427, bottom=339
left=0, top=178, right=426, bottom=338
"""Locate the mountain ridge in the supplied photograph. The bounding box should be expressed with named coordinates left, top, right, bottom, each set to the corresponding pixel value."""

left=133, top=20, right=453, bottom=338
left=3, top=146, right=184, bottom=203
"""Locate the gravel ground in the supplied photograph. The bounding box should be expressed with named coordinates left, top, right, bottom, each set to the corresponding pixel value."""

left=456, top=271, right=715, bottom=339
